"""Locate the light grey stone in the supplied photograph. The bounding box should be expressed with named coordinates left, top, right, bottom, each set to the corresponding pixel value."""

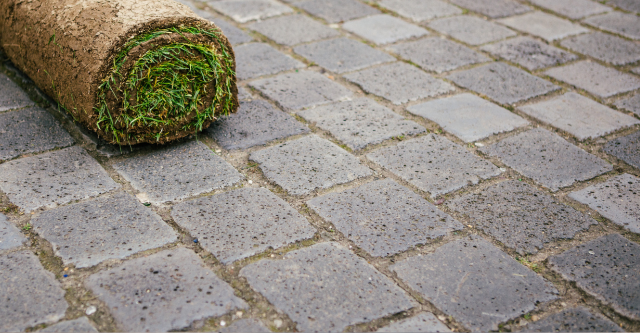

left=521, top=307, right=622, bottom=332
left=342, top=14, right=429, bottom=45
left=544, top=61, right=640, bottom=98
left=39, top=317, right=98, bottom=333
left=377, top=0, right=462, bottom=22
left=209, top=0, right=293, bottom=23
left=296, top=0, right=380, bottom=23
left=608, top=0, right=640, bottom=13
left=237, top=86, right=252, bottom=100
left=388, top=37, right=490, bottom=74
left=217, top=319, right=270, bottom=332
left=235, top=43, right=305, bottom=80
left=633, top=66, right=640, bottom=75
left=584, top=12, right=640, bottom=40
left=529, top=0, right=611, bottom=19
left=0, top=73, right=33, bottom=112
left=0, top=213, right=26, bottom=251
left=604, top=131, right=640, bottom=169
left=429, top=16, right=517, bottom=46
left=561, top=32, right=640, bottom=65
left=615, top=93, right=640, bottom=117
left=449, top=0, right=531, bottom=18
left=377, top=313, right=450, bottom=332
left=480, top=36, right=577, bottom=70
left=294, top=38, right=395, bottom=74
left=187, top=8, right=254, bottom=45
left=497, top=11, right=589, bottom=41
left=248, top=14, right=339, bottom=46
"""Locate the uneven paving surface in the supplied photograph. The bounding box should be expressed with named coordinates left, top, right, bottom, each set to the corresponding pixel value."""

left=1, top=0, right=640, bottom=332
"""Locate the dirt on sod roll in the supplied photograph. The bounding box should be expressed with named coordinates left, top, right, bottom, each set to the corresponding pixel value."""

left=0, top=0, right=238, bottom=145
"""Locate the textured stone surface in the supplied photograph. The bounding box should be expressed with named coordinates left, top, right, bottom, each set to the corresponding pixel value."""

left=248, top=14, right=338, bottom=46
left=172, top=188, right=316, bottom=264
left=561, top=32, right=640, bottom=65
left=207, top=99, right=309, bottom=150
left=615, top=94, right=640, bottom=117
left=235, top=43, right=305, bottom=80
left=39, top=317, right=98, bottom=333
left=237, top=86, right=252, bottom=101
left=390, top=237, right=558, bottom=332
left=0, top=213, right=26, bottom=251
left=0, top=73, right=33, bottom=112
left=548, top=234, right=640, bottom=320
left=448, top=181, right=596, bottom=254
left=308, top=179, right=462, bottom=257
left=546, top=61, right=640, bottom=98
left=605, top=131, right=640, bottom=169
left=429, top=16, right=516, bottom=46
left=0, top=250, right=68, bottom=332
left=521, top=307, right=623, bottom=332
left=480, top=36, right=577, bottom=70
left=294, top=38, right=394, bottom=74
left=0, top=146, right=119, bottom=212
left=250, top=135, right=372, bottom=195
left=209, top=0, right=293, bottom=23
left=86, top=248, right=248, bottom=332
left=448, top=62, right=559, bottom=104
left=497, top=11, right=589, bottom=42
left=113, top=141, right=242, bottom=204
left=32, top=192, right=178, bottom=268
left=449, top=0, right=531, bottom=18
left=343, top=14, right=429, bottom=45
left=389, top=37, right=490, bottom=74
left=518, top=92, right=639, bottom=140
left=584, top=12, right=640, bottom=40
left=378, top=0, right=462, bottom=22
left=367, top=134, right=501, bottom=197
left=240, top=242, right=414, bottom=332
left=608, top=0, right=640, bottom=13
left=298, top=98, right=425, bottom=150
left=183, top=7, right=253, bottom=45
left=407, top=93, right=529, bottom=142
left=529, top=0, right=611, bottom=19
left=296, top=0, right=380, bottom=23
left=217, top=319, right=270, bottom=332
left=377, top=313, right=450, bottom=332
left=480, top=128, right=612, bottom=191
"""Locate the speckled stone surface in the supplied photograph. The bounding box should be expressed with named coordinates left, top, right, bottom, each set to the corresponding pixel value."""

left=179, top=5, right=253, bottom=45
left=217, top=319, right=270, bottom=332
left=529, top=0, right=610, bottom=19
left=608, top=0, right=640, bottom=13
left=545, top=61, right=640, bottom=98
left=497, top=11, right=589, bottom=42
left=0, top=73, right=33, bottom=112
left=294, top=38, right=395, bottom=74
left=39, top=317, right=98, bottom=333
left=209, top=0, right=293, bottom=23
left=481, top=36, right=577, bottom=70
left=389, top=37, right=490, bottom=73
left=377, top=0, right=462, bottom=22
left=343, top=14, right=429, bottom=45
left=235, top=43, right=305, bottom=80
left=449, top=0, right=531, bottom=18
left=614, top=93, right=640, bottom=117
left=520, top=307, right=623, bottom=332
left=584, top=12, right=640, bottom=40
left=604, top=130, right=640, bottom=169
left=296, top=0, right=380, bottom=23
left=248, top=14, right=338, bottom=46
left=377, top=313, right=450, bottom=332
left=561, top=32, right=640, bottom=66
left=429, top=16, right=516, bottom=45
left=0, top=213, right=26, bottom=251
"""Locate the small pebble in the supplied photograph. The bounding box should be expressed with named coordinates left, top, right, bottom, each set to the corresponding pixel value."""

left=85, top=305, right=97, bottom=316
left=475, top=142, right=485, bottom=147
left=236, top=311, right=243, bottom=318
left=248, top=180, right=253, bottom=184
left=220, top=321, right=226, bottom=327
left=274, top=319, right=283, bottom=328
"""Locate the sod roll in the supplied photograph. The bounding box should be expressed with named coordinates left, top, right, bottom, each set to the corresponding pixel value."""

left=0, top=0, right=238, bottom=145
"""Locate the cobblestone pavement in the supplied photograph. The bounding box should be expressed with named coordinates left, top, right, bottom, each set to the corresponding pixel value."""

left=1, top=0, right=640, bottom=332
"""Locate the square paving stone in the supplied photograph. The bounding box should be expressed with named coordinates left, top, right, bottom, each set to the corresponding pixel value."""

left=172, top=188, right=316, bottom=264
left=308, top=179, right=463, bottom=257
left=428, top=16, right=517, bottom=46
left=186, top=7, right=253, bottom=45
left=39, top=317, right=98, bottom=333
left=207, top=99, right=309, bottom=150
left=390, top=237, right=558, bottom=332
left=250, top=135, right=372, bottom=195
left=248, top=14, right=339, bottom=46
left=377, top=0, right=462, bottom=22
left=377, top=313, right=450, bottom=332
left=605, top=130, right=640, bottom=169
left=480, top=36, right=577, bottom=70
left=521, top=307, right=623, bottom=332
left=209, top=0, right=293, bottom=23
left=344, top=62, right=455, bottom=105
left=447, top=62, right=560, bottom=105
left=529, top=0, right=611, bottom=19
left=342, top=14, right=429, bottom=45
left=548, top=233, right=640, bottom=320
left=608, top=0, right=640, bottom=13
left=237, top=86, right=252, bottom=100
left=86, top=248, right=248, bottom=332
left=615, top=93, right=640, bottom=117
left=544, top=61, right=640, bottom=98
left=240, top=242, right=414, bottom=332
left=480, top=128, right=612, bottom=191
left=518, top=92, right=640, bottom=140
left=449, top=0, right=532, bottom=18
left=0, top=106, right=74, bottom=161
left=407, top=93, right=529, bottom=142
left=0, top=73, right=33, bottom=112
left=584, top=12, right=640, bottom=40
left=298, top=98, right=426, bottom=150
left=113, top=141, right=242, bottom=204
left=0, top=250, right=68, bottom=332
left=235, top=43, right=305, bottom=80
left=448, top=180, right=596, bottom=254
left=497, top=11, right=589, bottom=42
left=0, top=146, right=120, bottom=212
left=296, top=0, right=380, bottom=23
left=32, top=192, right=178, bottom=268
left=561, top=32, right=640, bottom=65
left=294, top=38, right=395, bottom=74
left=218, top=319, right=270, bottom=332
left=367, top=134, right=501, bottom=197
left=0, top=213, right=26, bottom=251
left=388, top=37, right=490, bottom=74
left=248, top=70, right=352, bottom=111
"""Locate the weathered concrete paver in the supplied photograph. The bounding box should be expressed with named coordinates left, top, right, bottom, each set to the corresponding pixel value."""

left=240, top=242, right=414, bottom=333
left=0, top=73, right=33, bottom=112
left=248, top=14, right=339, bottom=46
left=390, top=237, right=558, bottom=332
left=449, top=0, right=531, bottom=18
left=234, top=43, right=305, bottom=80
left=545, top=61, right=640, bottom=98
left=480, top=36, right=577, bottom=70
left=177, top=4, right=253, bottom=45
left=377, top=313, right=450, bottom=332
left=615, top=94, right=640, bottom=117
left=38, top=317, right=98, bottom=333
left=529, top=0, right=611, bottom=19
left=217, top=319, right=270, bottom=332
left=604, top=130, right=640, bottom=169
left=561, top=32, right=640, bottom=66
left=429, top=16, right=517, bottom=46
left=0, top=213, right=26, bottom=251
left=608, top=0, right=640, bottom=13
left=389, top=37, right=490, bottom=74
left=377, top=0, right=462, bottom=22
left=294, top=38, right=395, bottom=74
left=497, top=11, right=589, bottom=42
left=86, top=248, right=248, bottom=332
left=296, top=0, right=380, bottom=23
left=342, top=14, right=429, bottom=45
left=521, top=307, right=623, bottom=332
left=209, top=0, right=293, bottom=23
left=584, top=12, right=640, bottom=40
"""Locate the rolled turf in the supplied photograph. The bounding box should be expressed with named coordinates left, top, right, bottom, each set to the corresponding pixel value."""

left=0, top=0, right=238, bottom=145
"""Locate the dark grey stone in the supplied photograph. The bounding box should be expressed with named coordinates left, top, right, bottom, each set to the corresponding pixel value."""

left=248, top=14, right=339, bottom=46
left=561, top=32, right=640, bottom=65
left=209, top=0, right=293, bottom=23
left=185, top=7, right=253, bottom=45
left=0, top=213, right=26, bottom=251
left=584, top=12, right=640, bottom=40
left=207, top=99, right=309, bottom=150
left=366, top=134, right=502, bottom=198
left=377, top=0, right=462, bottom=22
left=86, top=248, right=248, bottom=332
left=296, top=0, right=380, bottom=23
left=480, top=36, right=577, bottom=70
left=480, top=128, right=612, bottom=191
left=218, top=319, right=270, bottom=332
left=497, top=12, right=589, bottom=41
left=428, top=16, right=516, bottom=46
left=240, top=242, right=414, bottom=332
left=342, top=14, right=429, bottom=45
left=544, top=61, right=640, bottom=98
left=388, top=37, right=490, bottom=74
left=377, top=313, right=450, bottom=332
left=0, top=73, right=33, bottom=112
left=39, top=317, right=98, bottom=333
left=615, top=93, right=640, bottom=117
left=172, top=188, right=316, bottom=264
left=308, top=179, right=463, bottom=257
left=608, top=0, right=640, bottom=13
left=294, top=38, right=395, bottom=74
left=548, top=233, right=640, bottom=320
left=235, top=43, right=304, bottom=80
left=529, top=0, right=611, bottom=19
left=449, top=0, right=531, bottom=18
left=605, top=130, right=640, bottom=170
left=521, top=307, right=623, bottom=332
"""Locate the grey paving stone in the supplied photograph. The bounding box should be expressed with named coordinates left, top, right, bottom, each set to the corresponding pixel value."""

left=209, top=0, right=293, bottom=23
left=584, top=12, right=640, bottom=40
left=0, top=250, right=68, bottom=332
left=529, top=0, right=611, bottom=19
left=248, top=70, right=352, bottom=111
left=240, top=242, right=414, bottom=332
left=294, top=38, right=395, bottom=74
left=429, top=16, right=517, bottom=46
left=480, top=36, right=577, bottom=71
left=447, top=62, right=560, bottom=104
left=544, top=61, right=640, bottom=98
left=308, top=179, right=463, bottom=257
left=633, top=66, right=640, bottom=75
left=342, top=14, right=429, bottom=45
left=377, top=313, right=450, bottom=332
left=449, top=0, right=531, bottom=18
left=407, top=93, right=529, bottom=142
left=217, top=319, right=270, bottom=332
left=186, top=7, right=253, bottom=45
left=250, top=135, right=372, bottom=195
left=39, top=317, right=98, bottom=333
left=448, top=181, right=596, bottom=254
left=298, top=98, right=426, bottom=150
left=172, top=188, right=315, bottom=264
left=377, top=0, right=462, bottom=22
left=0, top=73, right=33, bottom=112
left=367, top=134, right=501, bottom=197
left=518, top=92, right=640, bottom=140
left=86, top=248, right=248, bottom=332
left=608, top=0, right=640, bottom=13
left=344, top=62, right=455, bottom=105
left=498, top=12, right=590, bottom=41
left=480, top=128, right=613, bottom=191
left=0, top=106, right=74, bottom=161
left=604, top=130, right=640, bottom=169
left=388, top=37, right=490, bottom=74
left=248, top=14, right=339, bottom=46
left=521, top=307, right=623, bottom=332
left=113, top=141, right=242, bottom=204
left=296, top=0, right=380, bottom=23
left=0, top=213, right=26, bottom=251
left=615, top=93, right=640, bottom=117
left=561, top=32, right=640, bottom=65
left=32, top=192, right=178, bottom=268
left=237, top=86, right=252, bottom=100
left=0, top=146, right=119, bottom=213
left=235, top=43, right=304, bottom=80
left=548, top=233, right=640, bottom=320
left=208, top=99, right=308, bottom=150
left=390, top=237, right=558, bottom=332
